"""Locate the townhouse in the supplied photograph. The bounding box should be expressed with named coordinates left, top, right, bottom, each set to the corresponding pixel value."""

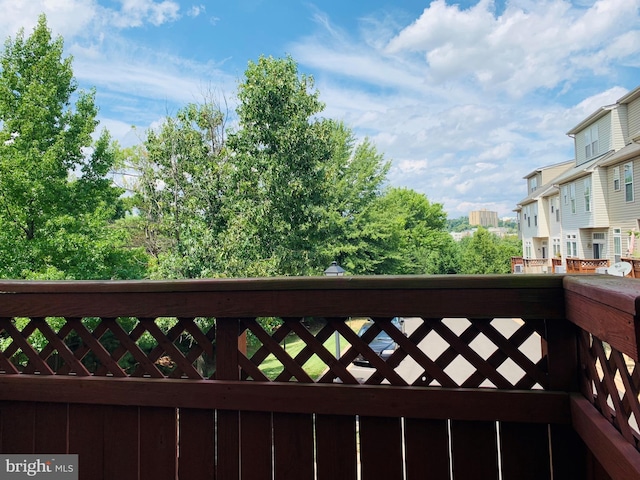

left=516, top=86, right=640, bottom=274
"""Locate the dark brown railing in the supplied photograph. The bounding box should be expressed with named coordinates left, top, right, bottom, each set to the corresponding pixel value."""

left=0, top=275, right=639, bottom=479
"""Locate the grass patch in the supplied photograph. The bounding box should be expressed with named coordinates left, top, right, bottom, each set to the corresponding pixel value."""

left=248, top=318, right=368, bottom=380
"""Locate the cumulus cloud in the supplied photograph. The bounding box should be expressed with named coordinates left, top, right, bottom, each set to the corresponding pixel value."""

left=290, top=0, right=640, bottom=215
left=385, top=0, right=640, bottom=97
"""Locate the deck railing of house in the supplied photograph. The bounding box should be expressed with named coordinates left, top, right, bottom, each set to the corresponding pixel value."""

left=621, top=257, right=640, bottom=278
left=0, top=275, right=639, bottom=479
left=566, top=258, right=610, bottom=274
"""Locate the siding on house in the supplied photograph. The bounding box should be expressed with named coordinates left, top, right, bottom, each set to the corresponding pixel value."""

left=607, top=158, right=638, bottom=224
left=574, top=112, right=612, bottom=166
left=611, top=105, right=628, bottom=151
left=592, top=168, right=610, bottom=227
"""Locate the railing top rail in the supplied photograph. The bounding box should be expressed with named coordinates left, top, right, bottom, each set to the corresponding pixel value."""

left=0, top=274, right=563, bottom=293
left=564, top=275, right=640, bottom=360
left=0, top=275, right=565, bottom=318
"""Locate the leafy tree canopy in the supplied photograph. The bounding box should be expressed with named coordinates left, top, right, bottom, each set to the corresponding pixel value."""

left=0, top=15, right=146, bottom=279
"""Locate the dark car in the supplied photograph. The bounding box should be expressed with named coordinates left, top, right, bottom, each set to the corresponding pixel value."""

left=353, top=317, right=404, bottom=367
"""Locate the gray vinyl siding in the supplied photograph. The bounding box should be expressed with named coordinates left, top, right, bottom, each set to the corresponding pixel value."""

left=548, top=194, right=562, bottom=237
left=575, top=114, right=612, bottom=166
left=628, top=97, right=640, bottom=141
left=607, top=158, right=640, bottom=224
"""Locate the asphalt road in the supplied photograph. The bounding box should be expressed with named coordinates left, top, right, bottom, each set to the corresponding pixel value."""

left=347, top=317, right=543, bottom=385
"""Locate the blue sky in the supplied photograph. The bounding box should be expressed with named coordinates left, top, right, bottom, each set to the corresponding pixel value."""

left=1, top=0, right=639, bottom=217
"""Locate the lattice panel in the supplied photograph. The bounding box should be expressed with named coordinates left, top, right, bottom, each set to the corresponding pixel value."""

left=578, top=330, right=640, bottom=450
left=239, top=317, right=549, bottom=389
left=0, top=317, right=216, bottom=379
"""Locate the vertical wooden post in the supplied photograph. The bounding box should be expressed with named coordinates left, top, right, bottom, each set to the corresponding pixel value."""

left=546, top=318, right=585, bottom=479
left=216, top=318, right=241, bottom=480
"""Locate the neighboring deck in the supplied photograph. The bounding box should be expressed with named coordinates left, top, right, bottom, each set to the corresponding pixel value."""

left=0, top=275, right=639, bottom=479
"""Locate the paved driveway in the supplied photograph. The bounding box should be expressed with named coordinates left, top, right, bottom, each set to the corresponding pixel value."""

left=348, top=317, right=543, bottom=385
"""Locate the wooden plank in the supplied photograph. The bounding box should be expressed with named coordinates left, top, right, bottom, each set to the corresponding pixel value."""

left=0, top=276, right=565, bottom=319
left=35, top=403, right=68, bottom=453
left=587, top=450, right=614, bottom=480
left=563, top=275, right=640, bottom=315
left=272, top=413, right=314, bottom=480
left=549, top=424, right=586, bottom=480
left=69, top=404, right=105, bottom=479
left=316, top=414, right=357, bottom=480
left=139, top=407, right=177, bottom=480
left=500, top=422, right=551, bottom=480
left=571, top=394, right=640, bottom=480
left=0, top=376, right=571, bottom=424
left=0, top=401, right=35, bottom=453
left=104, top=406, right=139, bottom=480
left=0, top=274, right=565, bottom=293
left=404, top=418, right=449, bottom=480
left=565, top=290, right=639, bottom=360
left=359, top=416, right=403, bottom=480
left=217, top=410, right=240, bottom=479
left=178, top=408, right=215, bottom=480
left=450, top=420, right=499, bottom=480
left=240, top=411, right=272, bottom=480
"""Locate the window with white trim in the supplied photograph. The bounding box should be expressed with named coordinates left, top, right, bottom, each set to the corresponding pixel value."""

left=624, top=162, right=634, bottom=202
left=613, top=166, right=620, bottom=191
left=570, top=183, right=576, bottom=214
left=552, top=238, right=561, bottom=257
left=614, top=228, right=622, bottom=262
left=562, top=185, right=568, bottom=205
left=585, top=125, right=599, bottom=159
left=529, top=177, right=537, bottom=193
left=584, top=177, right=591, bottom=212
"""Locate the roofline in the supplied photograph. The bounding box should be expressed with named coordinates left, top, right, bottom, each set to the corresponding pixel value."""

left=521, top=159, right=574, bottom=179
left=566, top=105, right=616, bottom=136
left=617, top=85, right=640, bottom=105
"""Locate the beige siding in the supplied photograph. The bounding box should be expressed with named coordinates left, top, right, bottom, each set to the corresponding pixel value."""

left=592, top=169, right=609, bottom=227
left=611, top=105, right=627, bottom=150
left=607, top=158, right=640, bottom=224
left=628, top=97, right=640, bottom=141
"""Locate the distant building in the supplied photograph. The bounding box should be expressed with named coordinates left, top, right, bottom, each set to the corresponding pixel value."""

left=469, top=209, right=499, bottom=228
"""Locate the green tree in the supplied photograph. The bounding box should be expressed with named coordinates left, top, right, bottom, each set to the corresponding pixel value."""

left=126, top=101, right=228, bottom=278
left=0, top=15, right=146, bottom=279
left=226, top=55, right=334, bottom=275
left=336, top=187, right=457, bottom=275
left=457, top=227, right=520, bottom=274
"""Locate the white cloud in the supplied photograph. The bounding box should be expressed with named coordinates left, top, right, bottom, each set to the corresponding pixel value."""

left=109, top=0, right=181, bottom=28
left=384, top=0, right=640, bottom=97
left=188, top=4, right=205, bottom=17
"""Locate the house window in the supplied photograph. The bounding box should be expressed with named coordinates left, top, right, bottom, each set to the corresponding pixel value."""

left=553, top=238, right=561, bottom=257
left=613, top=166, right=620, bottom=191
left=585, top=125, right=599, bottom=159
left=613, top=228, right=621, bottom=262
left=584, top=178, right=591, bottom=212
left=525, top=241, right=532, bottom=258
left=570, top=183, right=576, bottom=214
left=556, top=199, right=560, bottom=222
left=533, top=204, right=538, bottom=227
left=562, top=185, right=568, bottom=205
left=566, top=234, right=577, bottom=257
left=529, top=177, right=537, bottom=193
left=624, top=162, right=634, bottom=202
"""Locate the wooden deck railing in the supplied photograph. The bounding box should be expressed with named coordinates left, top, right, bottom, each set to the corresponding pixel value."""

left=0, top=275, right=639, bottom=479
left=566, top=258, right=610, bottom=274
